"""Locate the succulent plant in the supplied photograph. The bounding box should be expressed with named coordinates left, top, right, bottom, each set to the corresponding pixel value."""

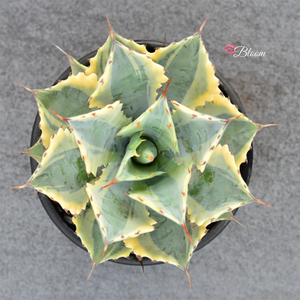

left=13, top=18, right=273, bottom=288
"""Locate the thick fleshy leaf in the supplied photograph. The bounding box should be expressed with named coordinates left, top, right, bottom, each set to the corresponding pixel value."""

left=128, top=154, right=192, bottom=226
left=88, top=40, right=168, bottom=120
left=85, top=37, right=112, bottom=79
left=113, top=132, right=164, bottom=183
left=36, top=72, right=99, bottom=148
left=54, top=44, right=88, bottom=75
left=20, top=138, right=45, bottom=163
left=113, top=32, right=147, bottom=54
left=86, top=164, right=155, bottom=246
left=85, top=32, right=147, bottom=79
left=149, top=33, right=219, bottom=109
left=58, top=101, right=131, bottom=176
left=171, top=100, right=232, bottom=172
left=125, top=210, right=209, bottom=269
left=196, top=94, right=259, bottom=167
left=117, top=94, right=179, bottom=154
left=18, top=128, right=90, bottom=214
left=187, top=144, right=253, bottom=226
left=38, top=101, right=68, bottom=148
left=73, top=204, right=132, bottom=264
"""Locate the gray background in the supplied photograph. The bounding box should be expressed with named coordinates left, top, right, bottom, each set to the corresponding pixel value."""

left=1, top=0, right=299, bottom=299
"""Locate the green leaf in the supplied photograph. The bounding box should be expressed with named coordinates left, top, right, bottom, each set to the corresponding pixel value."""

left=20, top=138, right=45, bottom=163
left=113, top=132, right=164, bottom=183
left=24, top=128, right=91, bottom=214
left=113, top=32, right=147, bottom=54
left=36, top=72, right=99, bottom=148
left=86, top=164, right=155, bottom=246
left=128, top=154, right=192, bottom=226
left=125, top=210, right=209, bottom=269
left=38, top=101, right=68, bottom=148
left=73, top=203, right=132, bottom=264
left=59, top=100, right=131, bottom=176
left=85, top=32, right=147, bottom=79
left=149, top=34, right=220, bottom=109
left=85, top=37, right=112, bottom=79
left=88, top=40, right=168, bottom=120
left=117, top=93, right=179, bottom=154
left=171, top=101, right=230, bottom=172
left=196, top=94, right=259, bottom=167
left=187, top=144, right=253, bottom=226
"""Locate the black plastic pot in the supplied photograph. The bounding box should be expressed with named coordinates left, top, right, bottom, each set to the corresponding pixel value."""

left=30, top=41, right=253, bottom=266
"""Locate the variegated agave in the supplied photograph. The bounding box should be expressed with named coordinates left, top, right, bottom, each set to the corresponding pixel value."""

left=13, top=18, right=272, bottom=287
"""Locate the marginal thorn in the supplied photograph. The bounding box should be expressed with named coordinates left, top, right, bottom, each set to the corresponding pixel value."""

left=30, top=190, right=39, bottom=199
left=184, top=268, right=192, bottom=290
left=229, top=212, right=245, bottom=228
left=232, top=217, right=245, bottom=228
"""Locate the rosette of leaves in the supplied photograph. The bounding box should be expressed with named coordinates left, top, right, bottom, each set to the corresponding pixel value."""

left=13, top=19, right=272, bottom=288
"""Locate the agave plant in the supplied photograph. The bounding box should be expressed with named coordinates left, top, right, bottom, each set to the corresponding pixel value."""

left=12, top=18, right=272, bottom=288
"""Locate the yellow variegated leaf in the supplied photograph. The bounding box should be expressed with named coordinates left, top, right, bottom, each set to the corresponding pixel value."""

left=196, top=93, right=260, bottom=167
left=85, top=31, right=147, bottom=79
left=150, top=33, right=219, bottom=109
left=187, top=144, right=254, bottom=226
left=36, top=72, right=99, bottom=148
left=125, top=211, right=210, bottom=269
left=73, top=204, right=132, bottom=265
left=88, top=40, right=168, bottom=120
left=86, top=164, right=155, bottom=247
left=15, top=128, right=90, bottom=214
left=55, top=100, right=131, bottom=176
